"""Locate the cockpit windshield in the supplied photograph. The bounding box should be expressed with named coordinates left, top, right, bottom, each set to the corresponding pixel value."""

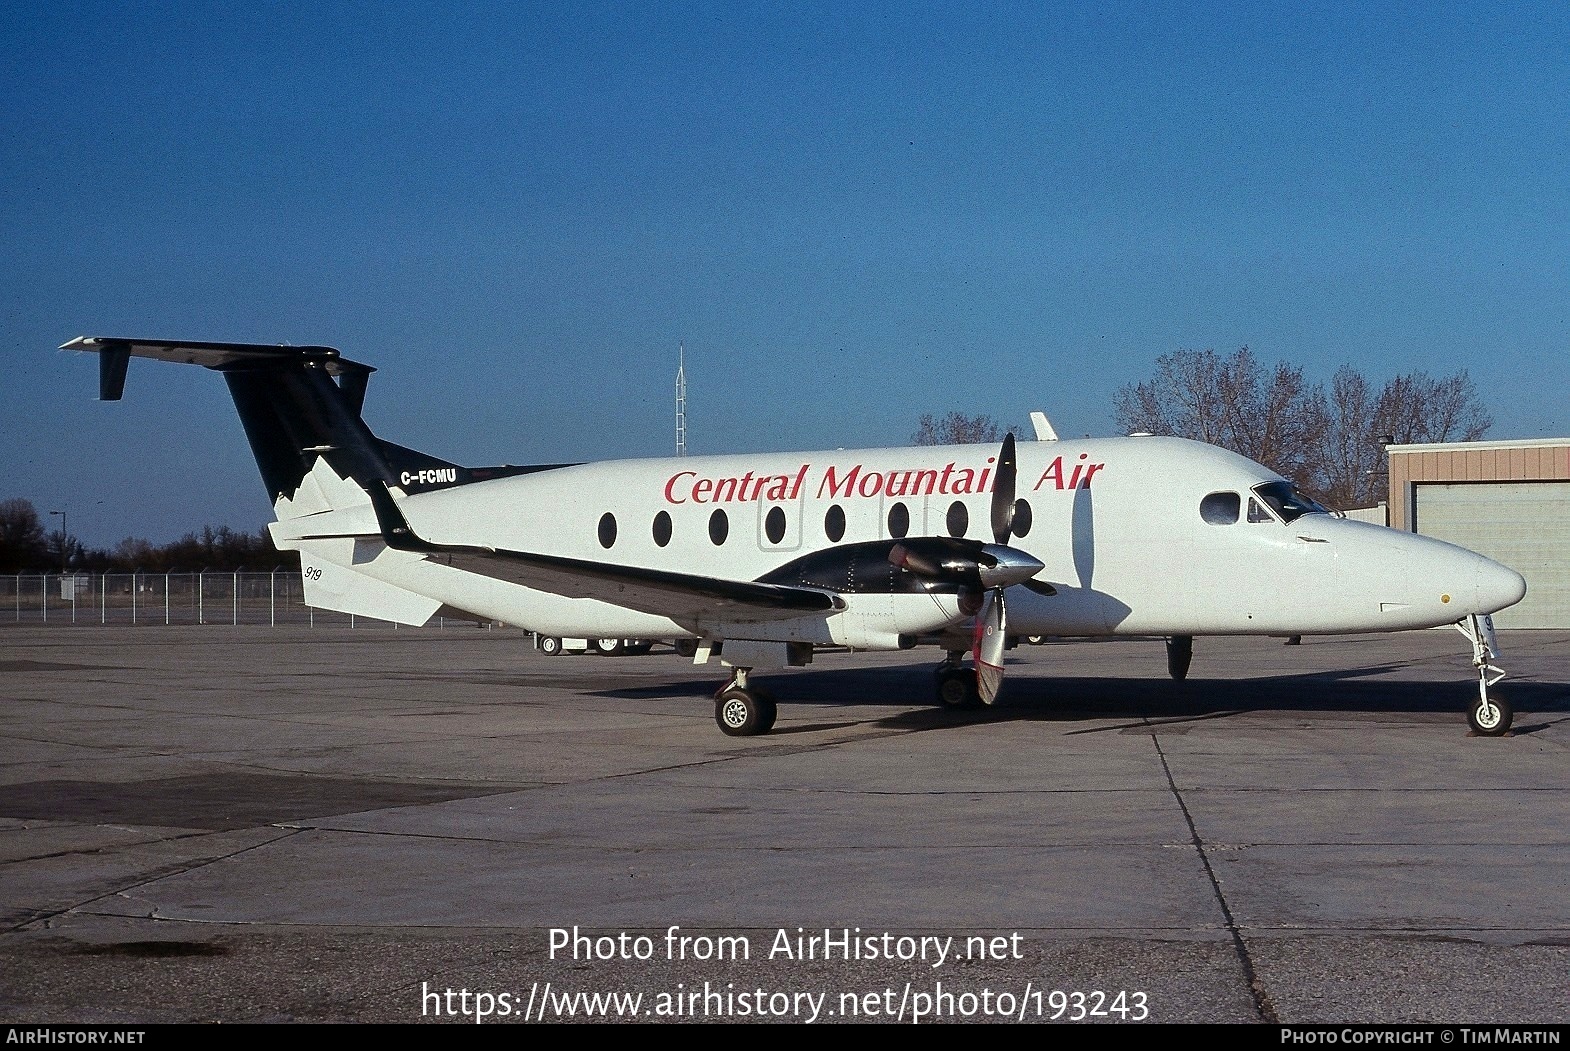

left=1251, top=480, right=1330, bottom=523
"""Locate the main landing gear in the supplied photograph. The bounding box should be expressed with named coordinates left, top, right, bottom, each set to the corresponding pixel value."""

left=714, top=668, right=777, bottom=737
left=1165, top=635, right=1193, bottom=682
left=1457, top=614, right=1512, bottom=736
left=933, top=651, right=982, bottom=709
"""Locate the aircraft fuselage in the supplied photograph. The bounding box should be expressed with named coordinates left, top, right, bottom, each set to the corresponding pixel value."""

left=273, top=435, right=1525, bottom=646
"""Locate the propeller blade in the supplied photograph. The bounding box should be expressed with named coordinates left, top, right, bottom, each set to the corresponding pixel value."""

left=991, top=432, right=1018, bottom=545
left=972, top=588, right=1008, bottom=705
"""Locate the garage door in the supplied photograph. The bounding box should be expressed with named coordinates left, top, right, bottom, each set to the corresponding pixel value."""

left=1414, top=481, right=1570, bottom=629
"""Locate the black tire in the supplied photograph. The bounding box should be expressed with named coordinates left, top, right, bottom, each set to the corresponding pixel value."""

left=1166, top=635, right=1193, bottom=681
left=1468, top=692, right=1513, bottom=736
left=593, top=638, right=624, bottom=656
left=539, top=636, right=563, bottom=656
left=935, top=667, right=980, bottom=709
left=624, top=641, right=653, bottom=656
left=1026, top=635, right=1046, bottom=645
left=754, top=689, right=778, bottom=734
left=674, top=638, right=699, bottom=658
left=715, top=688, right=769, bottom=737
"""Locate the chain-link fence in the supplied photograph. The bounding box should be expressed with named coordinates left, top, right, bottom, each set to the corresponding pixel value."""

left=0, top=571, right=480, bottom=629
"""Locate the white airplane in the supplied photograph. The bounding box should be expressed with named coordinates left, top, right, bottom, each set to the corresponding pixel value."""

left=65, top=336, right=1528, bottom=737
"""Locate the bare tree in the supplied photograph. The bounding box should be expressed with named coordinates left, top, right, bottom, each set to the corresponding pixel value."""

left=1113, top=347, right=1326, bottom=482
left=0, top=501, right=290, bottom=573
left=1116, top=350, right=1493, bottom=510
left=1375, top=370, right=1491, bottom=445
left=42, top=530, right=82, bottom=574
left=911, top=412, right=1014, bottom=446
left=0, top=498, right=48, bottom=572
left=1312, top=367, right=1383, bottom=509
left=1312, top=367, right=1492, bottom=508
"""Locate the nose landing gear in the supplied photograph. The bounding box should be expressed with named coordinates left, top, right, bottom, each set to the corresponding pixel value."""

left=1456, top=614, right=1512, bottom=736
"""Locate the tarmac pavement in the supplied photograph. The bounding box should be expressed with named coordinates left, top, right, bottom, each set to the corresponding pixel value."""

left=1, top=624, right=1567, bottom=1024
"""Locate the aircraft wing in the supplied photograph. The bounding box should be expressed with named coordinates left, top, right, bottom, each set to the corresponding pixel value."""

left=415, top=548, right=842, bottom=620
left=358, top=482, right=841, bottom=622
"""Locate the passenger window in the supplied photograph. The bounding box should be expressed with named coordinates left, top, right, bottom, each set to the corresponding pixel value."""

left=887, top=502, right=910, bottom=539
left=1200, top=492, right=1240, bottom=525
left=598, top=512, right=617, bottom=549
left=709, top=508, right=729, bottom=545
left=946, top=500, right=968, bottom=538
left=652, top=510, right=672, bottom=547
left=764, top=506, right=786, bottom=545
left=824, top=504, right=846, bottom=543
left=1012, top=499, right=1032, bottom=538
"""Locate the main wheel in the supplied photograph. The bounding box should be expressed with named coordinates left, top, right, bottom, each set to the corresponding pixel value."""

left=715, top=687, right=772, bottom=737
left=752, top=687, right=778, bottom=734
left=623, top=641, right=653, bottom=656
left=593, top=638, right=624, bottom=656
left=538, top=635, right=563, bottom=656
left=674, top=638, right=699, bottom=658
left=935, top=667, right=980, bottom=709
left=1166, top=635, right=1193, bottom=681
left=1468, top=691, right=1513, bottom=736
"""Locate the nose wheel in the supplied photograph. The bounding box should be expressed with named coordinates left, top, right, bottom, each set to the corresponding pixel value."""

left=1468, top=692, right=1512, bottom=736
left=1457, top=615, right=1512, bottom=737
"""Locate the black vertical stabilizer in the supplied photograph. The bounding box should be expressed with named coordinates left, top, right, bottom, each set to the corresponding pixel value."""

left=222, top=363, right=394, bottom=505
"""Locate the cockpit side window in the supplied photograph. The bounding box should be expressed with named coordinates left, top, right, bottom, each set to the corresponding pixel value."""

left=1252, top=480, right=1330, bottom=523
left=1247, top=497, right=1272, bottom=523
left=1200, top=491, right=1240, bottom=525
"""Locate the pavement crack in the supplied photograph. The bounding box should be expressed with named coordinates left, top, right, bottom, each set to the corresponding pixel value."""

left=7, top=827, right=305, bottom=933
left=1148, top=724, right=1280, bottom=1024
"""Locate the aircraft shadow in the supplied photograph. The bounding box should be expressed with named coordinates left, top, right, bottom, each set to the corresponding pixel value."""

left=591, top=662, right=1570, bottom=735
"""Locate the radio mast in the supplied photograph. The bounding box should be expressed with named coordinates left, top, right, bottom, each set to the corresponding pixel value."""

left=675, top=342, right=687, bottom=457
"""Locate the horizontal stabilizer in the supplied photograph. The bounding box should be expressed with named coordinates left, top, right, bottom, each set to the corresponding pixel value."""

left=62, top=336, right=374, bottom=400
left=63, top=336, right=376, bottom=415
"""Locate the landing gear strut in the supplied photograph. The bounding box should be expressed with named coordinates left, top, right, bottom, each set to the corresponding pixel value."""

left=1165, top=635, right=1192, bottom=681
left=1456, top=614, right=1512, bottom=736
left=714, top=667, right=777, bottom=737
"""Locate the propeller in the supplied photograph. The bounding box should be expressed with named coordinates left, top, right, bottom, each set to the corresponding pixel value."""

left=991, top=431, right=1018, bottom=547
left=973, top=588, right=1007, bottom=706
left=884, top=432, right=1046, bottom=706
left=973, top=432, right=1020, bottom=704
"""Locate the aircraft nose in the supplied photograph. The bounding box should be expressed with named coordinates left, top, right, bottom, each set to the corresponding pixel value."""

left=1475, top=556, right=1527, bottom=615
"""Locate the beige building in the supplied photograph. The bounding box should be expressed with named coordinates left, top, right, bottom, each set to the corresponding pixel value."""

left=1386, top=438, right=1570, bottom=628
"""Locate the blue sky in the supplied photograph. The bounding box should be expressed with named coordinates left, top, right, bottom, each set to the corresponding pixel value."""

left=4, top=2, right=1567, bottom=547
